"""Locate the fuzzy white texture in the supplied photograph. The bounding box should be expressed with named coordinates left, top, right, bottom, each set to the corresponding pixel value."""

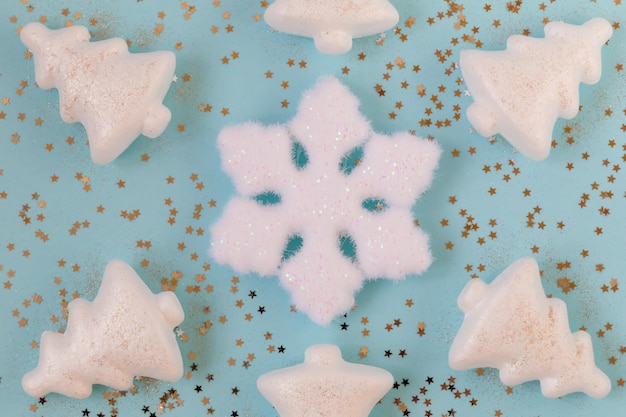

left=460, top=18, right=612, bottom=160
left=20, top=22, right=176, bottom=164
left=257, top=344, right=393, bottom=417
left=210, top=76, right=441, bottom=325
left=449, top=257, right=611, bottom=399
left=22, top=259, right=184, bottom=399
left=264, top=0, right=399, bottom=54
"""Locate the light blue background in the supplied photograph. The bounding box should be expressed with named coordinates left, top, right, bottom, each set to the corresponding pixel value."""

left=1, top=1, right=625, bottom=416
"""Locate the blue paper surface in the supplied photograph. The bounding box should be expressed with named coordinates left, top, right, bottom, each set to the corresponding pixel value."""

left=1, top=1, right=625, bottom=416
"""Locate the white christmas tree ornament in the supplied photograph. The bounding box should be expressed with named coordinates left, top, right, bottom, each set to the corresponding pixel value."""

left=449, top=257, right=611, bottom=398
left=210, top=76, right=441, bottom=325
left=257, top=344, right=394, bottom=417
left=22, top=259, right=185, bottom=399
left=460, top=18, right=613, bottom=160
left=264, top=0, right=399, bottom=54
left=20, top=22, right=176, bottom=164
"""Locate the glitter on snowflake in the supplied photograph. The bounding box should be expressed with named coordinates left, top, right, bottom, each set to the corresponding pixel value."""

left=461, top=18, right=612, bottom=160
left=20, top=22, right=176, bottom=164
left=210, top=76, right=441, bottom=325
left=257, top=344, right=393, bottom=417
left=449, top=257, right=611, bottom=398
left=22, top=259, right=184, bottom=399
left=264, top=0, right=399, bottom=54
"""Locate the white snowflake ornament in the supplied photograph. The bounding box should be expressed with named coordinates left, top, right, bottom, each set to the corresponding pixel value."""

left=257, top=344, right=394, bottom=417
left=22, top=259, right=185, bottom=399
left=20, top=22, right=176, bottom=164
left=264, top=0, right=399, bottom=54
left=210, top=76, right=441, bottom=325
left=461, top=18, right=612, bottom=160
left=449, top=257, right=611, bottom=398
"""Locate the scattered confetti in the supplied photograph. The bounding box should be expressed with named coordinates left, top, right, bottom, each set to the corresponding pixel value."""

left=1, top=1, right=624, bottom=416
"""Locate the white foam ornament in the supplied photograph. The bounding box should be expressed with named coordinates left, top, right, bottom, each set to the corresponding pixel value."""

left=22, top=259, right=184, bottom=399
left=20, top=22, right=176, bottom=164
left=210, top=76, right=441, bottom=325
left=460, top=18, right=612, bottom=160
left=449, top=257, right=611, bottom=398
left=264, top=0, right=399, bottom=54
left=257, top=344, right=393, bottom=417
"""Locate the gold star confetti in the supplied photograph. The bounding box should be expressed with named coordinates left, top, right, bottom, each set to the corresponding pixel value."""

left=2, top=3, right=625, bottom=416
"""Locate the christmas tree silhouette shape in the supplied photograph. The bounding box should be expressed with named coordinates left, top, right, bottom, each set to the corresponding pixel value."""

left=265, top=0, right=399, bottom=54
left=449, top=257, right=611, bottom=398
left=461, top=18, right=612, bottom=160
left=22, top=260, right=184, bottom=399
left=20, top=22, right=175, bottom=164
